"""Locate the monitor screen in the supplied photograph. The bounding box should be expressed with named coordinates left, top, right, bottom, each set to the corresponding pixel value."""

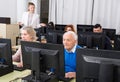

left=34, top=27, right=47, bottom=41
left=0, top=38, right=13, bottom=76
left=21, top=41, right=64, bottom=80
left=114, top=35, right=120, bottom=50
left=103, top=28, right=116, bottom=40
left=78, top=32, right=105, bottom=49
left=46, top=31, right=57, bottom=44
left=46, top=30, right=64, bottom=44
left=56, top=31, right=64, bottom=44
left=55, top=24, right=66, bottom=31
left=77, top=24, right=94, bottom=32
left=0, top=38, right=12, bottom=66
left=0, top=17, right=11, bottom=24
left=76, top=49, right=120, bottom=82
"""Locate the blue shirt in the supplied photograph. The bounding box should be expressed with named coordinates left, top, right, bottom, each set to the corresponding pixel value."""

left=64, top=45, right=82, bottom=73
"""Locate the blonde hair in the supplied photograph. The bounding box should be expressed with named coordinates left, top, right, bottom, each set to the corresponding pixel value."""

left=21, top=26, right=37, bottom=41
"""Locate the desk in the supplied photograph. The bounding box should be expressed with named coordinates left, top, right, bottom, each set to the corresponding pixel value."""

left=59, top=79, right=76, bottom=82
left=0, top=70, right=31, bottom=82
left=0, top=69, right=75, bottom=82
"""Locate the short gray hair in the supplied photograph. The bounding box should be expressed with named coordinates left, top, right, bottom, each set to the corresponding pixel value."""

left=63, top=31, right=78, bottom=40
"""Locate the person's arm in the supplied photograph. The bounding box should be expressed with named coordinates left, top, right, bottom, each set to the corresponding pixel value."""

left=12, top=47, right=23, bottom=67
left=12, top=47, right=21, bottom=62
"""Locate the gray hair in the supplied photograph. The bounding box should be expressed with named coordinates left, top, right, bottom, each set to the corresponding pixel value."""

left=63, top=31, right=78, bottom=40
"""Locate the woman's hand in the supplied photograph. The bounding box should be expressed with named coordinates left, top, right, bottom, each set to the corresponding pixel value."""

left=16, top=62, right=23, bottom=67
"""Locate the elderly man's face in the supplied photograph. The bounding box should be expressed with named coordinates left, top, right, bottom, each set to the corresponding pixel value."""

left=63, top=33, right=77, bottom=51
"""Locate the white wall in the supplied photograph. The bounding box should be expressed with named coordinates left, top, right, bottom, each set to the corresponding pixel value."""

left=0, top=0, right=40, bottom=24
left=17, top=0, right=28, bottom=23
left=0, top=0, right=17, bottom=24
left=49, top=0, right=120, bottom=34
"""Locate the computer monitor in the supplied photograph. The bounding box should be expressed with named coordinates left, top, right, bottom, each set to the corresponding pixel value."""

left=34, top=26, right=47, bottom=41
left=0, top=38, right=13, bottom=76
left=76, top=49, right=120, bottom=82
left=21, top=41, right=64, bottom=80
left=55, top=24, right=66, bottom=31
left=0, top=17, right=11, bottom=24
left=56, top=31, right=64, bottom=44
left=46, top=30, right=64, bottom=44
left=78, top=32, right=105, bottom=49
left=103, top=28, right=116, bottom=40
left=77, top=24, right=94, bottom=32
left=46, top=30, right=57, bottom=44
left=114, top=35, right=120, bottom=50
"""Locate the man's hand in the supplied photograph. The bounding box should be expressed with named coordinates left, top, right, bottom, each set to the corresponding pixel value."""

left=65, top=72, right=76, bottom=78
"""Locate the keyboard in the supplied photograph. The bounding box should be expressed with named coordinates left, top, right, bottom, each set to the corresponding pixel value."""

left=13, top=65, right=25, bottom=71
left=0, top=64, right=8, bottom=68
left=40, top=72, right=51, bottom=82
left=59, top=76, right=73, bottom=82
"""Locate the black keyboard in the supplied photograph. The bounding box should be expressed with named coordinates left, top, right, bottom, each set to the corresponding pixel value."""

left=40, top=72, right=51, bottom=82
left=0, top=64, right=8, bottom=68
left=13, top=65, right=25, bottom=71
left=59, top=76, right=73, bottom=82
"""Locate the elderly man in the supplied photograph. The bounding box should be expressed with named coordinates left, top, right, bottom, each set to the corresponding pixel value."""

left=63, top=31, right=82, bottom=79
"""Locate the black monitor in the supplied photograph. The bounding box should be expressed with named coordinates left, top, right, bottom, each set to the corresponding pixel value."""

left=0, top=38, right=13, bottom=76
left=78, top=32, right=105, bottom=49
left=0, top=17, right=11, bottom=24
left=77, top=24, right=94, bottom=32
left=55, top=24, right=66, bottom=31
left=56, top=31, right=64, bottom=44
left=21, top=41, right=64, bottom=81
left=46, top=30, right=64, bottom=44
left=34, top=26, right=47, bottom=41
left=46, top=30, right=57, bottom=44
left=103, top=28, right=116, bottom=40
left=76, top=49, right=120, bottom=82
left=114, top=35, right=120, bottom=50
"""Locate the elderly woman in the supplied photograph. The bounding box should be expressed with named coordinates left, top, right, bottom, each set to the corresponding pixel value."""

left=12, top=26, right=37, bottom=67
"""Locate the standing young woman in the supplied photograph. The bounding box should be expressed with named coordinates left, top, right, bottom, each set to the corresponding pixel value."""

left=12, top=26, right=38, bottom=67
left=19, top=2, right=40, bottom=28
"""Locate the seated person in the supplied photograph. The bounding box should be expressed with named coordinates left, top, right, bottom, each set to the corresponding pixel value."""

left=63, top=31, right=82, bottom=79
left=12, top=26, right=38, bottom=67
left=47, top=21, right=55, bottom=29
left=64, top=24, right=76, bottom=33
left=93, top=24, right=112, bottom=50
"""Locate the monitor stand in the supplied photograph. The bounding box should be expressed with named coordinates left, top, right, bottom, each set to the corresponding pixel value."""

left=22, top=72, right=58, bottom=82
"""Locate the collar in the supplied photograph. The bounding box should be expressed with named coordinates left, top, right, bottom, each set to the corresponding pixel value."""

left=66, top=44, right=77, bottom=53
